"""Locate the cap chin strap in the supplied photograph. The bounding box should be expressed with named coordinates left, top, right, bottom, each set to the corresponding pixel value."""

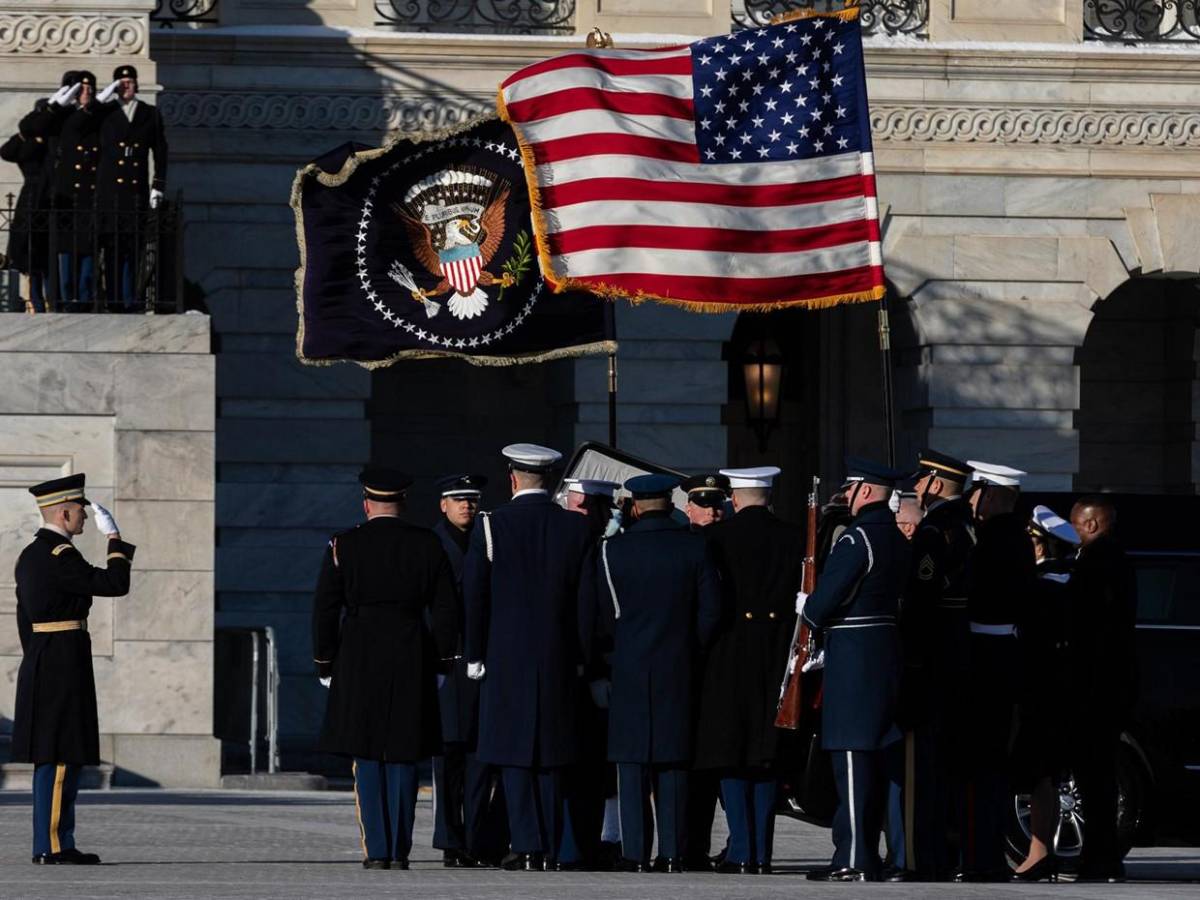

left=847, top=481, right=863, bottom=514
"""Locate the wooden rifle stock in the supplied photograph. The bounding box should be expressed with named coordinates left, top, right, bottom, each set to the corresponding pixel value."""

left=774, top=476, right=820, bottom=730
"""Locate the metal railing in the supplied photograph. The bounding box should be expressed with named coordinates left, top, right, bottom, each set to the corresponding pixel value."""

left=1085, top=0, right=1200, bottom=41
left=214, top=627, right=280, bottom=776
left=150, top=0, right=220, bottom=27
left=1, top=197, right=184, bottom=314
left=374, top=0, right=576, bottom=33
left=733, top=0, right=929, bottom=35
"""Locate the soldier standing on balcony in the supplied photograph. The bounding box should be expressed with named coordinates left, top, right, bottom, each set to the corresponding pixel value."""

left=94, top=65, right=168, bottom=312
left=12, top=474, right=135, bottom=865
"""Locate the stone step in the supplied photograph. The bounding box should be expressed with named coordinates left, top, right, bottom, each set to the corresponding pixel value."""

left=0, top=763, right=114, bottom=791
left=219, top=772, right=329, bottom=791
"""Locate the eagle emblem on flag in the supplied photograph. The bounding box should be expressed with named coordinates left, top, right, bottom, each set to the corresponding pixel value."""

left=392, top=167, right=516, bottom=320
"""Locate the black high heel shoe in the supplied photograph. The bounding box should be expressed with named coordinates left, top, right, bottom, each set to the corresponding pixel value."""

left=1011, top=855, right=1058, bottom=882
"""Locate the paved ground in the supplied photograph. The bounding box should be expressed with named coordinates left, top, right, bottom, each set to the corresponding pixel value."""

left=0, top=789, right=1197, bottom=899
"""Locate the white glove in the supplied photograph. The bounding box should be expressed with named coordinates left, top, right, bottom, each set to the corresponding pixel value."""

left=588, top=679, right=611, bottom=709
left=801, top=649, right=826, bottom=673
left=97, top=79, right=121, bottom=104
left=149, top=189, right=164, bottom=209
left=50, top=83, right=81, bottom=107
left=319, top=676, right=331, bottom=689
left=795, top=591, right=809, bottom=615
left=91, top=503, right=120, bottom=536
left=466, top=661, right=485, bottom=680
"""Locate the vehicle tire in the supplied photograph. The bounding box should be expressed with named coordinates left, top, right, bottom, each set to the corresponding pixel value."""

left=1005, top=742, right=1150, bottom=868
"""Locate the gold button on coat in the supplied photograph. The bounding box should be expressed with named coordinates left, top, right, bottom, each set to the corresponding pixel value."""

left=745, top=611, right=753, bottom=620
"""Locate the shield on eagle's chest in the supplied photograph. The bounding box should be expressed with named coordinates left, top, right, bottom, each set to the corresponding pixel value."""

left=439, top=248, right=483, bottom=295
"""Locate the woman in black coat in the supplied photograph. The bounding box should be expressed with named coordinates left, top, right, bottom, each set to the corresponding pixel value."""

left=1011, top=505, right=1081, bottom=881
left=1, top=109, right=52, bottom=311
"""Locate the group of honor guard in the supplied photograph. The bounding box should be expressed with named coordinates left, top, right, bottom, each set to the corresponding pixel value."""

left=8, top=441, right=1131, bottom=882
left=307, top=442, right=1137, bottom=882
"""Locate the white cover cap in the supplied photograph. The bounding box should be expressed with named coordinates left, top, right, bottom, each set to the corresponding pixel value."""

left=719, top=466, right=781, bottom=489
left=564, top=478, right=620, bottom=498
left=502, top=443, right=562, bottom=471
left=1030, top=505, right=1081, bottom=546
left=967, top=460, right=1026, bottom=488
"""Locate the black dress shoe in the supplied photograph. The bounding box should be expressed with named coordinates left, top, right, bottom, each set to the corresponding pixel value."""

left=500, top=852, right=529, bottom=870
left=442, top=850, right=460, bottom=868
left=881, top=865, right=914, bottom=882
left=33, top=848, right=102, bottom=866
left=715, top=860, right=756, bottom=874
left=1012, top=855, right=1058, bottom=883
left=828, top=866, right=871, bottom=882
left=684, top=856, right=713, bottom=873
left=362, top=858, right=391, bottom=870
left=555, top=860, right=588, bottom=872
left=541, top=856, right=558, bottom=872
left=613, top=857, right=650, bottom=873
left=1076, top=864, right=1125, bottom=883
left=758, top=862, right=773, bottom=875
left=653, top=857, right=684, bottom=873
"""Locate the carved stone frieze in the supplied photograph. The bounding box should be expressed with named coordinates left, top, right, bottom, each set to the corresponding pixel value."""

left=159, top=92, right=493, bottom=132
left=872, top=104, right=1200, bottom=148
left=0, top=14, right=146, bottom=55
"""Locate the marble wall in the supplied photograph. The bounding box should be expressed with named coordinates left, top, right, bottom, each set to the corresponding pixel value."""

left=0, top=314, right=219, bottom=787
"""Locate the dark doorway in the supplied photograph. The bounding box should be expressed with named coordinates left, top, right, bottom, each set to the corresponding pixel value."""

left=1075, top=278, right=1200, bottom=494
left=724, top=301, right=889, bottom=519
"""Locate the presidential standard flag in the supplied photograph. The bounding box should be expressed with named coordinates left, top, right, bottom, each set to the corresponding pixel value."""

left=499, top=8, right=884, bottom=310
left=292, top=117, right=617, bottom=367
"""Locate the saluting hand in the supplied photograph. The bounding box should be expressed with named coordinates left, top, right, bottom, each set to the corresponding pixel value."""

left=97, top=79, right=121, bottom=104
left=91, top=503, right=121, bottom=537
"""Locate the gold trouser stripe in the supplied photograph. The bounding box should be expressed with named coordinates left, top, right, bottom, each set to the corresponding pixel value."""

left=49, top=764, right=66, bottom=854
left=904, top=730, right=916, bottom=870
left=352, top=761, right=367, bottom=859
left=32, top=620, right=86, bottom=634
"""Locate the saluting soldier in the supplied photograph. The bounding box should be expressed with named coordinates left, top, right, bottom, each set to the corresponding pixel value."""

left=901, top=450, right=975, bottom=881
left=463, top=444, right=593, bottom=871
left=94, top=65, right=168, bottom=311
left=694, top=466, right=801, bottom=875
left=961, top=461, right=1036, bottom=881
left=13, top=474, right=135, bottom=865
left=803, top=459, right=910, bottom=883
left=312, top=467, right=457, bottom=870
left=430, top=473, right=502, bottom=868
left=581, top=474, right=721, bottom=872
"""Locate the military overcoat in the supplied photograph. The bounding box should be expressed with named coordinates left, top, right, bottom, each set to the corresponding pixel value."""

left=694, top=505, right=802, bottom=770
left=312, top=516, right=458, bottom=762
left=432, top=517, right=480, bottom=747
left=12, top=529, right=135, bottom=765
left=462, top=491, right=593, bottom=769
left=582, top=513, right=722, bottom=764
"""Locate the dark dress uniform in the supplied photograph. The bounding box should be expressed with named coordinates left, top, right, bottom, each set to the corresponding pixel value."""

left=1, top=112, right=52, bottom=309
left=312, top=488, right=458, bottom=866
left=581, top=493, right=722, bottom=868
left=694, top=501, right=802, bottom=870
left=1067, top=531, right=1137, bottom=879
left=95, top=71, right=167, bottom=310
left=963, top=509, right=1036, bottom=877
left=1013, top=558, right=1073, bottom=789
left=804, top=486, right=910, bottom=880
left=12, top=475, right=134, bottom=862
left=901, top=451, right=976, bottom=880
left=49, top=91, right=104, bottom=308
left=431, top=511, right=506, bottom=863
left=463, top=483, right=593, bottom=862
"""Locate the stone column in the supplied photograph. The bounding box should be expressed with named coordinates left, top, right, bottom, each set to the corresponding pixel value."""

left=0, top=315, right=219, bottom=787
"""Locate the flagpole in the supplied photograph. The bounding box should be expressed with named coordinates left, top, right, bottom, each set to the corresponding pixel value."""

left=877, top=293, right=896, bottom=467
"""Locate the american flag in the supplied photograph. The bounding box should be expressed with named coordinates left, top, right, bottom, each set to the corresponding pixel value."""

left=499, top=12, right=884, bottom=309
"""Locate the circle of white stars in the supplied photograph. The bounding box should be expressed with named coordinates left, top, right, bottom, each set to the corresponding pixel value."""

left=355, top=135, right=539, bottom=351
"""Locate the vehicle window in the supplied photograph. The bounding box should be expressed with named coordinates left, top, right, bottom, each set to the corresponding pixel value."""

left=1135, top=559, right=1200, bottom=626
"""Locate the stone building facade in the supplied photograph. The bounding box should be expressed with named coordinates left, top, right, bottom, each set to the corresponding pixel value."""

left=1, top=0, right=1198, bottom=774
